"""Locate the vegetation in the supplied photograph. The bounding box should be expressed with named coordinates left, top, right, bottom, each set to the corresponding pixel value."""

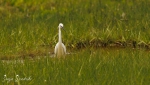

left=1, top=48, right=150, bottom=85
left=0, top=0, right=150, bottom=85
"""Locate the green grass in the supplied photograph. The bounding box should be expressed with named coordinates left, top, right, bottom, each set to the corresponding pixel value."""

left=1, top=48, right=150, bottom=85
left=0, top=0, right=150, bottom=57
left=0, top=0, right=150, bottom=85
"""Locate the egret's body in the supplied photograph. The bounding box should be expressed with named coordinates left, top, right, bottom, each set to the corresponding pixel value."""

left=54, top=23, right=66, bottom=57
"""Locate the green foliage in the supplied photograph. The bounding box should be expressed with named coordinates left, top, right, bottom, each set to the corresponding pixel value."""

left=0, top=0, right=150, bottom=55
left=1, top=48, right=150, bottom=85
left=0, top=0, right=150, bottom=56
left=0, top=0, right=150, bottom=84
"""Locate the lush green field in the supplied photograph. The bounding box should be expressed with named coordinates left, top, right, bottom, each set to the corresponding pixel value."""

left=0, top=0, right=150, bottom=57
left=0, top=0, right=150, bottom=85
left=1, top=48, right=150, bottom=85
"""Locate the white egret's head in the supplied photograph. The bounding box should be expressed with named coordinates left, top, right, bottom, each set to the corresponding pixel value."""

left=58, top=23, right=63, bottom=29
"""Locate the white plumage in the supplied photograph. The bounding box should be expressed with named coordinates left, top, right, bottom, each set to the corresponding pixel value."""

left=54, top=23, right=66, bottom=57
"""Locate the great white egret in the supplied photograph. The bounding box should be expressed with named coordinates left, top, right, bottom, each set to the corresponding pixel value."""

left=54, top=23, right=66, bottom=57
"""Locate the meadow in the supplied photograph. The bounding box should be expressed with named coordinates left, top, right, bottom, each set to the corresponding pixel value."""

left=0, top=0, right=150, bottom=85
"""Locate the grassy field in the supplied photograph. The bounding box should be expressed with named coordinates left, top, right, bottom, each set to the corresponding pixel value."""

left=0, top=0, right=150, bottom=85
left=1, top=48, right=150, bottom=85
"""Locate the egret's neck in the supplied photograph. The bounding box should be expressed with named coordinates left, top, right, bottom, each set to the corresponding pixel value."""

left=58, top=27, right=62, bottom=43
